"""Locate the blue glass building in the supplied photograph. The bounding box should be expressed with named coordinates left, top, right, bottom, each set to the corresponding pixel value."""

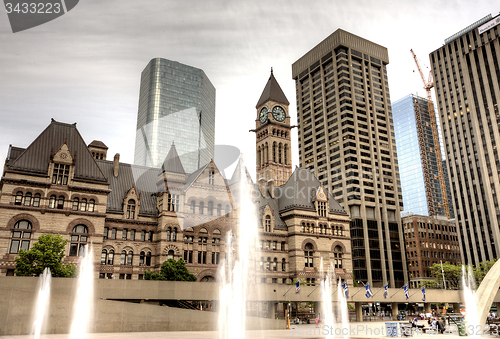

left=134, top=58, right=216, bottom=172
left=393, top=94, right=454, bottom=218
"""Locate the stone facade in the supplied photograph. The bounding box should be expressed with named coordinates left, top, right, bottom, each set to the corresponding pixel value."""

left=0, top=74, right=352, bottom=286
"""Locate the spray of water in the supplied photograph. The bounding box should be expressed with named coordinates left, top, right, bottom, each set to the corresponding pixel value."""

left=462, top=265, right=480, bottom=337
left=218, top=160, right=260, bottom=339
left=32, top=267, right=52, bottom=339
left=320, top=258, right=335, bottom=339
left=70, top=245, right=94, bottom=339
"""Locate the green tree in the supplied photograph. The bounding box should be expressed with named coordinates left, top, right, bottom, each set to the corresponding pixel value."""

left=429, top=261, right=463, bottom=289
left=15, top=234, right=77, bottom=277
left=474, top=259, right=497, bottom=286
left=144, top=258, right=196, bottom=281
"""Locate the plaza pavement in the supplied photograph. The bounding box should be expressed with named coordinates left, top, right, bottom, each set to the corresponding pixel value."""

left=0, top=320, right=486, bottom=338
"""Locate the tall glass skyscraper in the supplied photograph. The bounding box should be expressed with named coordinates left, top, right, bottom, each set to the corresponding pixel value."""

left=134, top=58, right=216, bottom=172
left=393, top=94, right=454, bottom=219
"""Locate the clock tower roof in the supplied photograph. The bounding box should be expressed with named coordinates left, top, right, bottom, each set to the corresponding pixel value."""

left=256, top=69, right=289, bottom=108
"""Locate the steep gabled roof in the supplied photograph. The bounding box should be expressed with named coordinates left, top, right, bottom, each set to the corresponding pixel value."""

left=161, top=142, right=185, bottom=174
left=88, top=140, right=108, bottom=150
left=228, top=157, right=253, bottom=186
left=97, top=160, right=158, bottom=217
left=275, top=167, right=347, bottom=214
left=256, top=69, right=290, bottom=108
left=7, top=119, right=107, bottom=183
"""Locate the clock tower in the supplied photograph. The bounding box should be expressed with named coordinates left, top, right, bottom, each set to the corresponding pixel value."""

left=254, top=69, right=292, bottom=187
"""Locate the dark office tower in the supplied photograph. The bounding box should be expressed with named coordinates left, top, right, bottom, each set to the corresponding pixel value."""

left=430, top=13, right=500, bottom=266
left=134, top=58, right=216, bottom=172
left=292, top=29, right=407, bottom=287
left=393, top=94, right=455, bottom=219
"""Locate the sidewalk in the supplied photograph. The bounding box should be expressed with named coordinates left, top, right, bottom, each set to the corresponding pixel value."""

left=0, top=321, right=487, bottom=339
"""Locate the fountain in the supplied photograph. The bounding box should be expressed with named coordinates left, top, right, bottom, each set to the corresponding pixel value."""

left=218, top=163, right=260, bottom=339
left=32, top=267, right=52, bottom=339
left=319, top=258, right=349, bottom=338
left=462, top=265, right=480, bottom=337
left=69, top=244, right=94, bottom=339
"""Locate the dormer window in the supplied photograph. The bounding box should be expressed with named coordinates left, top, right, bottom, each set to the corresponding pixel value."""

left=209, top=170, right=215, bottom=185
left=126, top=199, right=136, bottom=219
left=52, top=163, right=70, bottom=185
left=317, top=201, right=327, bottom=217
left=265, top=215, right=271, bottom=232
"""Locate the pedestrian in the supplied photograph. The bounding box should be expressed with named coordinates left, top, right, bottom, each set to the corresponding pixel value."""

left=315, top=316, right=319, bottom=328
left=431, top=318, right=437, bottom=332
left=437, top=317, right=445, bottom=334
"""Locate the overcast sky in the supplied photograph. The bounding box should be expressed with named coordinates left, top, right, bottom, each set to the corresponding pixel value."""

left=0, top=0, right=498, bottom=179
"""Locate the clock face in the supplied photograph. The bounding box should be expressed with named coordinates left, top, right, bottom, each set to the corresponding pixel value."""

left=259, top=107, right=268, bottom=123
left=272, top=106, right=286, bottom=122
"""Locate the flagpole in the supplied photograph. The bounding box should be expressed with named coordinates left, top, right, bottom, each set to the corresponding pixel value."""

left=371, top=286, right=384, bottom=297
left=331, top=288, right=338, bottom=296
left=283, top=285, right=293, bottom=297
left=307, top=284, right=321, bottom=297
left=409, top=290, right=420, bottom=298
left=350, top=287, right=363, bottom=298
left=390, top=285, right=405, bottom=298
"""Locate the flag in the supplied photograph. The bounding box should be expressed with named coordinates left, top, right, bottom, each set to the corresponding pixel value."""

left=404, top=285, right=409, bottom=300
left=421, top=287, right=426, bottom=302
left=365, top=283, right=373, bottom=298
left=383, top=283, right=388, bottom=299
left=342, top=282, right=349, bottom=299
left=295, top=280, right=300, bottom=293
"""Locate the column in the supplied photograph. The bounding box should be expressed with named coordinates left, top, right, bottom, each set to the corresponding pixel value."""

left=424, top=303, right=431, bottom=315
left=314, top=301, right=323, bottom=318
left=355, top=302, right=363, bottom=322
left=269, top=302, right=277, bottom=319
left=452, top=303, right=461, bottom=314
left=392, top=303, right=399, bottom=321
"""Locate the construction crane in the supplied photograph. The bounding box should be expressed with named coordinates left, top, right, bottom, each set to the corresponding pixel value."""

left=410, top=49, right=450, bottom=219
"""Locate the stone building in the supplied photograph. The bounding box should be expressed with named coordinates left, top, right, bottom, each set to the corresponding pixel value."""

left=0, top=73, right=352, bottom=286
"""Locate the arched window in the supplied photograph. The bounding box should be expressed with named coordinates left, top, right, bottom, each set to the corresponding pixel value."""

left=107, top=249, right=114, bottom=265
left=334, top=245, right=343, bottom=269
left=101, top=249, right=107, bottom=265
left=49, top=195, right=56, bottom=208
left=127, top=251, right=133, bottom=266
left=208, top=201, right=213, bottom=216
left=167, top=250, right=174, bottom=260
left=126, top=199, right=136, bottom=219
left=260, top=257, right=264, bottom=271
left=301, top=222, right=306, bottom=233
left=146, top=251, right=151, bottom=266
left=15, top=191, right=23, bottom=205
left=282, top=258, right=286, bottom=271
left=139, top=251, right=145, bottom=266
left=24, top=192, right=32, bottom=206
left=166, top=227, right=171, bottom=241
left=33, top=193, right=41, bottom=207
left=266, top=257, right=271, bottom=271
left=9, top=220, right=32, bottom=253
left=120, top=250, right=127, bottom=265
left=272, top=142, right=276, bottom=162
left=217, top=204, right=222, bottom=216
left=69, top=225, right=88, bottom=257
left=273, top=258, right=277, bottom=271
left=338, top=226, right=343, bottom=236
left=57, top=195, right=64, bottom=209
left=284, top=144, right=288, bottom=165
left=304, top=243, right=314, bottom=268
left=80, top=198, right=87, bottom=211
left=172, top=228, right=177, bottom=241
left=190, top=200, right=196, bottom=214
left=88, top=199, right=95, bottom=212
left=72, top=197, right=79, bottom=211
left=225, top=205, right=230, bottom=215
left=278, top=143, right=282, bottom=164
left=199, top=201, right=204, bottom=214
left=265, top=215, right=271, bottom=232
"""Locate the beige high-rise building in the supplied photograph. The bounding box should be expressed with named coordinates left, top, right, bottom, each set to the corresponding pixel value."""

left=292, top=29, right=407, bottom=287
left=430, top=13, right=500, bottom=266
